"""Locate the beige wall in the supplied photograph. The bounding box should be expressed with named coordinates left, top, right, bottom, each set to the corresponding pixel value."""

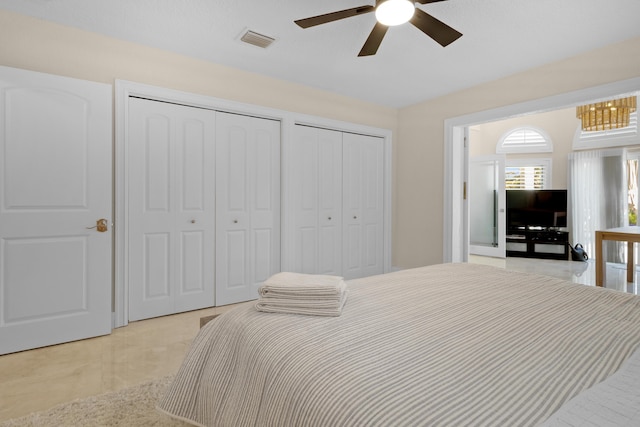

left=469, top=107, right=579, bottom=190
left=396, top=36, right=640, bottom=268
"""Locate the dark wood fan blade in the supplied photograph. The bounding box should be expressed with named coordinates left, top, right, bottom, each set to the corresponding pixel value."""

left=410, top=8, right=462, bottom=47
left=358, top=23, right=389, bottom=57
left=295, top=5, right=375, bottom=28
left=415, top=0, right=448, bottom=4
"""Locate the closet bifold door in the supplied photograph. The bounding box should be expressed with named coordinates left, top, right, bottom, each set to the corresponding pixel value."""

left=342, top=133, right=385, bottom=280
left=128, top=98, right=216, bottom=321
left=215, top=112, right=281, bottom=306
left=291, top=125, right=343, bottom=275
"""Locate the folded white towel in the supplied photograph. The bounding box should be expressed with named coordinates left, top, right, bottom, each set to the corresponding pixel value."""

left=258, top=272, right=346, bottom=299
left=255, top=290, right=348, bottom=317
left=255, top=272, right=349, bottom=316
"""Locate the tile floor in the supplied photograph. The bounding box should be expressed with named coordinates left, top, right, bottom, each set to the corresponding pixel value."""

left=1, top=257, right=638, bottom=422
left=469, top=255, right=640, bottom=295
left=0, top=303, right=241, bottom=422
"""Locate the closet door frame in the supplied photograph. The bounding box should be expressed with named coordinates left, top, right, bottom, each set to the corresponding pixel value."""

left=114, top=80, right=392, bottom=328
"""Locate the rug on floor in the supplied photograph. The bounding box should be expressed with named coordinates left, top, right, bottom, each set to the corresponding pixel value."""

left=0, top=376, right=190, bottom=427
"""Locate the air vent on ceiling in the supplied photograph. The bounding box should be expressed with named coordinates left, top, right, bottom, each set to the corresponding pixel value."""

left=240, top=30, right=276, bottom=49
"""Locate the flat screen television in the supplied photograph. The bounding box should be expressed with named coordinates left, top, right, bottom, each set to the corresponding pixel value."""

left=506, top=189, right=567, bottom=230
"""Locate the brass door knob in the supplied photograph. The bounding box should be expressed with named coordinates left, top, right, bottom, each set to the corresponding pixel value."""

left=86, top=218, right=108, bottom=232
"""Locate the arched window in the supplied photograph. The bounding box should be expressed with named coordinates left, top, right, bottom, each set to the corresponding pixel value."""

left=496, top=127, right=553, bottom=153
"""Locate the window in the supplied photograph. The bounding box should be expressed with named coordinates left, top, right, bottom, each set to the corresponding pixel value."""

left=497, top=127, right=553, bottom=154
left=505, top=159, right=551, bottom=189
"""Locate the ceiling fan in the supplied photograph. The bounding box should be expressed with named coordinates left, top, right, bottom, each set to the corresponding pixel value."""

left=294, top=0, right=462, bottom=57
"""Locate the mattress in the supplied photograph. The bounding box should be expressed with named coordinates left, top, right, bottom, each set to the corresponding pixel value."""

left=158, top=263, right=640, bottom=426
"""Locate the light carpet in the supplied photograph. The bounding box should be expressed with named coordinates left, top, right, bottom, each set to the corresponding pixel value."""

left=0, top=376, right=190, bottom=427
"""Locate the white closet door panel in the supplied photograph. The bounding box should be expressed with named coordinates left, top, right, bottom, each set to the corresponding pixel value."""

left=342, top=135, right=363, bottom=279
left=143, top=232, right=171, bottom=300
left=300, top=138, right=318, bottom=211
left=251, top=126, right=280, bottom=285
left=361, top=138, right=384, bottom=275
left=128, top=103, right=174, bottom=320
left=175, top=230, right=207, bottom=312
left=174, top=114, right=215, bottom=313
left=224, top=230, right=248, bottom=285
left=0, top=66, right=112, bottom=354
left=181, top=120, right=206, bottom=211
left=291, top=125, right=342, bottom=275
left=344, top=224, right=362, bottom=274
left=343, top=138, right=362, bottom=213
left=318, top=137, right=342, bottom=210
left=218, top=226, right=247, bottom=290
left=364, top=224, right=380, bottom=267
left=145, top=116, right=171, bottom=212
left=298, top=227, right=318, bottom=273
left=226, top=129, right=248, bottom=211
left=215, top=120, right=250, bottom=304
left=254, top=129, right=275, bottom=211
left=128, top=98, right=215, bottom=321
left=216, top=112, right=280, bottom=306
left=318, top=131, right=343, bottom=275
left=342, top=133, right=384, bottom=279
left=217, top=227, right=249, bottom=298
left=292, top=129, right=319, bottom=273
left=180, top=231, right=204, bottom=292
left=253, top=228, right=273, bottom=283
left=319, top=225, right=341, bottom=274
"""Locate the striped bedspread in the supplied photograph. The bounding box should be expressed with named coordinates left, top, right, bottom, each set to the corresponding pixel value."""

left=158, top=263, right=640, bottom=426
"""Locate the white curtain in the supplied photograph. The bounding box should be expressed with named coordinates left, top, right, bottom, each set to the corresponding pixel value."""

left=569, top=149, right=627, bottom=262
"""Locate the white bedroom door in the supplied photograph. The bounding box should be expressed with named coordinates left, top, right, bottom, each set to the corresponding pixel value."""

left=0, top=66, right=112, bottom=355
left=291, top=125, right=343, bottom=275
left=469, top=155, right=506, bottom=258
left=342, top=133, right=384, bottom=280
left=128, top=98, right=216, bottom=321
left=215, top=112, right=280, bottom=306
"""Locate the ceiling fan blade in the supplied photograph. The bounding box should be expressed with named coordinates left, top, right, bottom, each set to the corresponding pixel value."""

left=410, top=8, right=462, bottom=47
left=295, top=5, right=375, bottom=28
left=358, top=23, right=389, bottom=57
left=415, top=0, right=448, bottom=4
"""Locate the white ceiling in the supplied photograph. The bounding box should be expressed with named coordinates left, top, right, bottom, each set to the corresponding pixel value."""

left=3, top=0, right=640, bottom=108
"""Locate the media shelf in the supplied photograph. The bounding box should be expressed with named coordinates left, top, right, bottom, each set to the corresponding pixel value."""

left=506, top=229, right=569, bottom=260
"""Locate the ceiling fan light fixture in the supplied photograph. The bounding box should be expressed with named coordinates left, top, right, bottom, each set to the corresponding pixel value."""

left=375, top=0, right=415, bottom=26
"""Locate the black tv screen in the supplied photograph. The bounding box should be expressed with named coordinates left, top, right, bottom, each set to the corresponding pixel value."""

left=506, top=189, right=567, bottom=229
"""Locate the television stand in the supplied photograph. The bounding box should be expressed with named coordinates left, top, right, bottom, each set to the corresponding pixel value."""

left=506, top=229, right=569, bottom=260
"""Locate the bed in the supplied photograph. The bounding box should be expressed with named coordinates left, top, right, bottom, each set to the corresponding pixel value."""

left=158, top=263, right=640, bottom=426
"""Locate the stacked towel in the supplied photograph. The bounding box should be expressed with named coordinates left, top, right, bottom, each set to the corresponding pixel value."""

left=255, top=272, right=348, bottom=317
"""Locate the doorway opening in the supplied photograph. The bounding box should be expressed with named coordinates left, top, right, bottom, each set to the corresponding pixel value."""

left=444, top=77, right=640, bottom=265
